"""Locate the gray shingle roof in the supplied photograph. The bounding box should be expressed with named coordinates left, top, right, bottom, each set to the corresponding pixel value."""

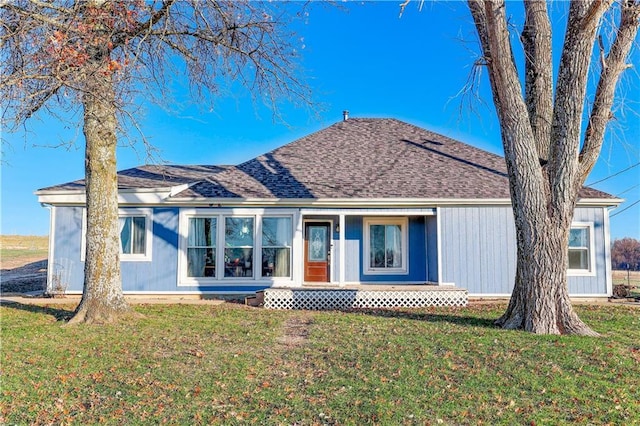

left=38, top=165, right=231, bottom=192
left=39, top=118, right=613, bottom=201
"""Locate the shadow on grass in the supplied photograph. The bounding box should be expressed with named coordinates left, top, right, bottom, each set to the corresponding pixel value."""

left=352, top=308, right=499, bottom=329
left=0, top=301, right=75, bottom=322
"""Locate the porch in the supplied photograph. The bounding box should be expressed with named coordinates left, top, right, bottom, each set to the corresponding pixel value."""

left=259, top=285, right=467, bottom=310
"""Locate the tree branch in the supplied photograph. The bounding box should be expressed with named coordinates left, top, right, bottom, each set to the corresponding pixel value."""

left=111, top=0, right=176, bottom=48
left=1, top=2, right=70, bottom=31
left=468, top=0, right=545, bottom=218
left=579, top=0, right=640, bottom=181
left=548, top=0, right=610, bottom=210
left=19, top=82, right=63, bottom=121
left=468, top=1, right=539, bottom=167
left=521, top=0, right=553, bottom=162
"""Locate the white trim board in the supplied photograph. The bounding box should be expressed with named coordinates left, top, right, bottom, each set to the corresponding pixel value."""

left=37, top=192, right=623, bottom=208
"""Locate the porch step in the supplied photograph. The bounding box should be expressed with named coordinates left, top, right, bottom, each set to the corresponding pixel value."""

left=245, top=291, right=265, bottom=307
left=263, top=286, right=467, bottom=310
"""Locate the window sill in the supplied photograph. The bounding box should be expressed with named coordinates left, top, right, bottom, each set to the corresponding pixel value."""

left=364, top=269, right=409, bottom=276
left=567, top=269, right=596, bottom=277
left=178, top=278, right=293, bottom=287
left=121, top=256, right=153, bottom=262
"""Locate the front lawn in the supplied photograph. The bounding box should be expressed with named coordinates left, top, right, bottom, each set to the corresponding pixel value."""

left=1, top=303, right=638, bottom=425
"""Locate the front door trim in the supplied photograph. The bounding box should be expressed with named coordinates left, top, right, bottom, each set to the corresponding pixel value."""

left=302, top=219, right=333, bottom=284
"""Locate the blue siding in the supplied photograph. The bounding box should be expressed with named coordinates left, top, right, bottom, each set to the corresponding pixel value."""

left=440, top=206, right=608, bottom=296
left=121, top=208, right=179, bottom=292
left=51, top=206, right=84, bottom=292
left=51, top=207, right=185, bottom=292
left=51, top=207, right=293, bottom=294
left=50, top=205, right=609, bottom=295
left=569, top=208, right=607, bottom=295
left=426, top=216, right=439, bottom=282
left=345, top=216, right=428, bottom=283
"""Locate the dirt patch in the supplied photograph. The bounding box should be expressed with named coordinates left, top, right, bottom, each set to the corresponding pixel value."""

left=1, top=259, right=48, bottom=294
left=277, top=315, right=312, bottom=347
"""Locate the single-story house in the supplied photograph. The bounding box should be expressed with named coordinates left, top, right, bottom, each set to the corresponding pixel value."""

left=37, top=117, right=618, bottom=299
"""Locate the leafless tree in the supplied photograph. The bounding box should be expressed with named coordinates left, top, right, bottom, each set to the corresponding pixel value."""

left=466, top=0, right=640, bottom=335
left=1, top=0, right=312, bottom=324
left=612, top=238, right=640, bottom=270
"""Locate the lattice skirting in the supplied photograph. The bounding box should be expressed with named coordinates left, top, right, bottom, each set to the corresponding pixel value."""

left=263, top=288, right=468, bottom=310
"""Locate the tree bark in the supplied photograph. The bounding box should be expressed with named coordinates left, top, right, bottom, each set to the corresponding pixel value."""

left=496, top=218, right=598, bottom=336
left=522, top=0, right=553, bottom=162
left=67, top=7, right=130, bottom=323
left=67, top=74, right=130, bottom=325
left=467, top=0, right=639, bottom=335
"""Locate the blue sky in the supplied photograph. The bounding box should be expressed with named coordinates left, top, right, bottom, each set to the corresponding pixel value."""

left=1, top=1, right=639, bottom=240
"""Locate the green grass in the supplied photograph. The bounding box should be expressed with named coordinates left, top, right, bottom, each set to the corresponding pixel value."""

left=2, top=303, right=639, bottom=425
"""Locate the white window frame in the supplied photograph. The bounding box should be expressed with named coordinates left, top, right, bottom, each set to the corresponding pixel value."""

left=179, top=211, right=221, bottom=284
left=178, top=209, right=295, bottom=286
left=81, top=208, right=153, bottom=262
left=186, top=216, right=219, bottom=279
left=567, top=222, right=596, bottom=277
left=261, top=216, right=293, bottom=279
left=363, top=217, right=409, bottom=275
left=223, top=215, right=256, bottom=280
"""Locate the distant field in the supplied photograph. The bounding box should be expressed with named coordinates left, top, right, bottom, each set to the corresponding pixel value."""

left=0, top=235, right=49, bottom=268
left=613, top=270, right=640, bottom=298
left=612, top=269, right=640, bottom=285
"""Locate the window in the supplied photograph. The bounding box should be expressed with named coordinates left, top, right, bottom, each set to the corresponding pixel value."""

left=224, top=217, right=254, bottom=278
left=262, top=217, right=292, bottom=278
left=82, top=209, right=153, bottom=262
left=364, top=217, right=408, bottom=274
left=187, top=218, right=217, bottom=277
left=117, top=211, right=152, bottom=260
left=119, top=216, right=146, bottom=255
left=568, top=223, right=594, bottom=275
left=179, top=210, right=296, bottom=285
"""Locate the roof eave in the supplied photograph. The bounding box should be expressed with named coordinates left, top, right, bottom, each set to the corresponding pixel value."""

left=577, top=197, right=624, bottom=207
left=165, top=197, right=516, bottom=207
left=164, top=196, right=624, bottom=208
left=35, top=183, right=194, bottom=204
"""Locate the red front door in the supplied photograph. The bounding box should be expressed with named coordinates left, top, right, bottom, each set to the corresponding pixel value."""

left=304, top=223, right=330, bottom=282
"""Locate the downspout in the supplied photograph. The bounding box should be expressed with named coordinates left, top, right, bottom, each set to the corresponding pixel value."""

left=604, top=205, right=614, bottom=297
left=41, top=203, right=55, bottom=296
left=436, top=207, right=443, bottom=285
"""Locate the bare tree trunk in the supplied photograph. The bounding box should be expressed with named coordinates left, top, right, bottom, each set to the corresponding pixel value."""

left=467, top=0, right=639, bottom=335
left=67, top=66, right=129, bottom=325
left=496, top=215, right=598, bottom=336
